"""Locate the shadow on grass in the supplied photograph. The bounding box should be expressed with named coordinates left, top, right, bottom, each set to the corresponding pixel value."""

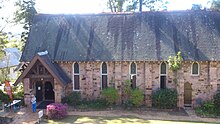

left=42, top=115, right=216, bottom=124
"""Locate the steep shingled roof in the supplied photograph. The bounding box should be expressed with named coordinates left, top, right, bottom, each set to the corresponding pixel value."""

left=21, top=11, right=220, bottom=62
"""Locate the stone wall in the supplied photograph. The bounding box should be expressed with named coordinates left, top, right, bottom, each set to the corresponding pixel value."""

left=58, top=61, right=220, bottom=108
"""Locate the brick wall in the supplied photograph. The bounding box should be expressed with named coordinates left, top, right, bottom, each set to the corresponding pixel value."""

left=57, top=61, right=220, bottom=108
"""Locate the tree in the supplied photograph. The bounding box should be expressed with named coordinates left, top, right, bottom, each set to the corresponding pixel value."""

left=210, top=0, right=220, bottom=10
left=191, top=4, right=202, bottom=10
left=107, top=0, right=126, bottom=12
left=14, top=0, right=37, bottom=49
left=0, top=33, right=8, bottom=58
left=107, top=0, right=168, bottom=12
left=142, top=0, right=168, bottom=11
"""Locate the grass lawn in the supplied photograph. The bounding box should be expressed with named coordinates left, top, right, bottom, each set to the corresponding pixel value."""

left=43, top=115, right=214, bottom=124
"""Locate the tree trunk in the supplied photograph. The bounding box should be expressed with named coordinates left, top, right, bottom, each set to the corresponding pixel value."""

left=139, top=0, right=143, bottom=12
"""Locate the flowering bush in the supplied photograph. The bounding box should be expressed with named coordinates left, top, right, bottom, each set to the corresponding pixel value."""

left=46, top=103, right=68, bottom=119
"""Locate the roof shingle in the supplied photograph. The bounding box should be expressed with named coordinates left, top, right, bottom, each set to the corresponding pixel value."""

left=21, top=11, right=220, bottom=61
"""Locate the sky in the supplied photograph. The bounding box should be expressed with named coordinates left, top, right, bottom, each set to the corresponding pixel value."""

left=0, top=0, right=212, bottom=34
left=35, top=0, right=211, bottom=14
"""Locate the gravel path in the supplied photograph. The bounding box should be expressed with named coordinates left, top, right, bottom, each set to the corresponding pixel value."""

left=1, top=107, right=220, bottom=124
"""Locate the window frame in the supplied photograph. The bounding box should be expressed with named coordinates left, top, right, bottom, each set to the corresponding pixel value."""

left=129, top=62, right=137, bottom=88
left=100, top=62, right=108, bottom=90
left=191, top=62, right=200, bottom=76
left=72, top=62, right=80, bottom=91
left=159, top=62, right=167, bottom=89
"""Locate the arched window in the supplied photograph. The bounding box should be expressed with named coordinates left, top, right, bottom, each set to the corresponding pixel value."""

left=160, top=62, right=167, bottom=89
left=101, top=62, right=108, bottom=89
left=72, top=62, right=80, bottom=90
left=130, top=62, right=137, bottom=89
left=192, top=62, right=199, bottom=75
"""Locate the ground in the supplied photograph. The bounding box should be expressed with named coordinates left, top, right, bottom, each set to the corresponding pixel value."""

left=0, top=106, right=220, bottom=124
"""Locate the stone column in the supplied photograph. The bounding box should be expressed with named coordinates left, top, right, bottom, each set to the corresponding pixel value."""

left=85, top=62, right=93, bottom=100
left=23, top=78, right=31, bottom=106
left=177, top=78, right=184, bottom=108
left=209, top=62, right=218, bottom=100
left=115, top=62, right=122, bottom=104
left=54, top=79, right=63, bottom=103
left=145, top=62, right=152, bottom=107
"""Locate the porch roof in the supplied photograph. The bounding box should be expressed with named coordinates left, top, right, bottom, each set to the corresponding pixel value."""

left=14, top=54, right=71, bottom=86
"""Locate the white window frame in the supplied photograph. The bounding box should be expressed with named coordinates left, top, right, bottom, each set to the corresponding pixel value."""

left=159, top=62, right=167, bottom=89
left=72, top=62, right=80, bottom=91
left=100, top=62, right=108, bottom=90
left=191, top=62, right=200, bottom=76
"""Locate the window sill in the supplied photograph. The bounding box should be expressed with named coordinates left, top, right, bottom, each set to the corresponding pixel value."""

left=191, top=74, right=199, bottom=77
left=73, top=90, right=81, bottom=92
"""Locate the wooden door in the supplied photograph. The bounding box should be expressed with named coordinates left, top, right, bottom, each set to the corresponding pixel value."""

left=36, top=81, right=43, bottom=102
left=44, top=81, right=54, bottom=100
left=184, top=82, right=192, bottom=105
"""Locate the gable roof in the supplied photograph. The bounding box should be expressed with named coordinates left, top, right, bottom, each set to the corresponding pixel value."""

left=14, top=54, right=71, bottom=86
left=21, top=11, right=220, bottom=62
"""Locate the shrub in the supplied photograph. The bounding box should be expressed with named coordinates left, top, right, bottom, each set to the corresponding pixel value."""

left=102, top=87, right=119, bottom=105
left=129, top=88, right=144, bottom=107
left=61, top=91, right=81, bottom=106
left=213, top=92, right=220, bottom=108
left=0, top=90, right=10, bottom=103
left=78, top=99, right=109, bottom=109
left=152, top=89, right=177, bottom=109
left=46, top=103, right=68, bottom=119
left=195, top=101, right=217, bottom=117
left=202, top=101, right=215, bottom=113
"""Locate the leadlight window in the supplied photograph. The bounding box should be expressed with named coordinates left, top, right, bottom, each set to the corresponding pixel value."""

left=130, top=62, right=137, bottom=89
left=160, top=62, right=167, bottom=89
left=192, top=62, right=199, bottom=75
left=73, top=62, right=80, bottom=90
left=101, top=62, right=108, bottom=89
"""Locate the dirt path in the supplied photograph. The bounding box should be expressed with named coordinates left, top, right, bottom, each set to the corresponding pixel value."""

left=1, top=107, right=220, bottom=124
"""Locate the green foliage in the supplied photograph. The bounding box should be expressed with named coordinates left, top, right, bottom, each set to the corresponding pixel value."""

left=142, top=0, right=168, bottom=11
left=0, top=90, right=10, bottom=103
left=211, top=0, right=220, bottom=10
left=11, top=85, right=24, bottom=100
left=0, top=33, right=8, bottom=59
left=78, top=99, right=109, bottom=109
left=213, top=92, right=220, bottom=108
left=121, top=80, right=145, bottom=107
left=107, top=0, right=126, bottom=12
left=107, top=0, right=168, bottom=12
left=124, top=80, right=132, bottom=99
left=152, top=89, right=177, bottom=109
left=102, top=87, right=119, bottom=105
left=168, top=52, right=182, bottom=72
left=61, top=92, right=81, bottom=106
left=14, top=0, right=37, bottom=49
left=129, top=88, right=144, bottom=107
left=195, top=101, right=220, bottom=117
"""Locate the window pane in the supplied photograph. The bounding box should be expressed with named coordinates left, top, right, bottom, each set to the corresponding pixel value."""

left=74, top=75, right=80, bottom=90
left=160, top=76, right=166, bottom=89
left=192, top=63, right=199, bottom=75
left=130, top=62, right=136, bottom=74
left=102, top=62, right=107, bottom=74
left=102, top=75, right=108, bottom=89
left=160, top=62, right=166, bottom=74
left=74, top=63, right=79, bottom=74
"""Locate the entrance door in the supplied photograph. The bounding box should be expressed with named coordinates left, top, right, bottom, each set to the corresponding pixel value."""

left=36, top=81, right=43, bottom=102
left=44, top=81, right=54, bottom=100
left=184, top=82, right=192, bottom=105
